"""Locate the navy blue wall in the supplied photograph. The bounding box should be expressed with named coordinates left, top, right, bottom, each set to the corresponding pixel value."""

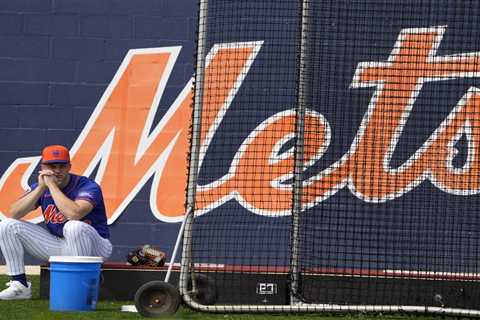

left=0, top=0, right=196, bottom=265
left=2, top=0, right=480, bottom=275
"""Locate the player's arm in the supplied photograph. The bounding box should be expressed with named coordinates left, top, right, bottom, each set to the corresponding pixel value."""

left=9, top=185, right=46, bottom=219
left=46, top=181, right=93, bottom=220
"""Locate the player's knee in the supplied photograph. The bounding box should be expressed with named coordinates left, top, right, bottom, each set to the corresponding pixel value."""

left=63, top=220, right=91, bottom=239
left=0, top=218, right=21, bottom=237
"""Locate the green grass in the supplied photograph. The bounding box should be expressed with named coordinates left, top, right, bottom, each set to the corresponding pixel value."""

left=0, top=275, right=446, bottom=320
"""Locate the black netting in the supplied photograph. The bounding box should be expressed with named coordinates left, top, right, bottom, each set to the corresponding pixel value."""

left=189, top=0, right=300, bottom=307
left=300, top=0, right=480, bottom=307
left=187, top=0, right=480, bottom=311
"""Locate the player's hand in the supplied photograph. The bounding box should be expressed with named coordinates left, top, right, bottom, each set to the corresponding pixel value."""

left=44, top=175, right=57, bottom=188
left=39, top=170, right=55, bottom=188
left=38, top=171, right=47, bottom=188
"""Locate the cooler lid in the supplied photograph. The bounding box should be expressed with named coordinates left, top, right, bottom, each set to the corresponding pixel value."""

left=49, top=256, right=103, bottom=263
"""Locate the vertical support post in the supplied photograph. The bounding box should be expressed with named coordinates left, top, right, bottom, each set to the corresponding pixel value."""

left=179, top=0, right=209, bottom=297
left=290, top=0, right=311, bottom=304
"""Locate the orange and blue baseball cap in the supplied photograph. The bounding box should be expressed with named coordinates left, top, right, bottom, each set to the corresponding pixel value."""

left=41, top=145, right=70, bottom=164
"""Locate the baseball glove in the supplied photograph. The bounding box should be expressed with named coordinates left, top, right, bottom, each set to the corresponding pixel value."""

left=127, top=245, right=166, bottom=267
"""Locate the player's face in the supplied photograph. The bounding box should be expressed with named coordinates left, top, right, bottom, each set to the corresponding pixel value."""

left=41, top=163, right=71, bottom=186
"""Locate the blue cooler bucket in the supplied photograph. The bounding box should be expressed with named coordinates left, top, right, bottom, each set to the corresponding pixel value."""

left=49, top=256, right=103, bottom=311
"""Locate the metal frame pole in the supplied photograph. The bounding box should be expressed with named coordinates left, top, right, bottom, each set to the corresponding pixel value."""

left=179, top=0, right=209, bottom=300
left=290, top=0, right=311, bottom=303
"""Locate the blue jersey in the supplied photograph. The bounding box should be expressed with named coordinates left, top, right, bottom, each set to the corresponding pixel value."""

left=29, top=174, right=110, bottom=239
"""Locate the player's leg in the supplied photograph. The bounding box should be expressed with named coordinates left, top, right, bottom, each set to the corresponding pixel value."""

left=62, top=220, right=112, bottom=258
left=0, top=218, right=63, bottom=300
left=0, top=218, right=62, bottom=274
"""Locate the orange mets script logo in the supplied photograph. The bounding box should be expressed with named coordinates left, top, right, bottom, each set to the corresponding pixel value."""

left=1, top=26, right=480, bottom=224
left=43, top=205, right=66, bottom=224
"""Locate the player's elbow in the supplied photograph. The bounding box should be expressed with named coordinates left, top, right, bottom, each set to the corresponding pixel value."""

left=68, top=200, right=94, bottom=221
left=8, top=203, right=27, bottom=220
left=65, top=206, right=90, bottom=221
left=64, top=210, right=84, bottom=221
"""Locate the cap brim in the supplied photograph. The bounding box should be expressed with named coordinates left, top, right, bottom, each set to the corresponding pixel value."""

left=41, top=160, right=70, bottom=164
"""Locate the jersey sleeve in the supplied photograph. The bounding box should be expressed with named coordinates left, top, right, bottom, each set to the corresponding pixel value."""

left=75, top=182, right=102, bottom=208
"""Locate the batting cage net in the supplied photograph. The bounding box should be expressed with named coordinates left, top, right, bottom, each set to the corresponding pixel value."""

left=180, top=0, right=480, bottom=315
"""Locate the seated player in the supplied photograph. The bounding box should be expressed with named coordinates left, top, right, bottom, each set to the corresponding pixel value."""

left=0, top=145, right=112, bottom=300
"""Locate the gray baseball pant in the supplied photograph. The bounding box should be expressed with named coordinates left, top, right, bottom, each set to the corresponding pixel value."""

left=0, top=218, right=112, bottom=275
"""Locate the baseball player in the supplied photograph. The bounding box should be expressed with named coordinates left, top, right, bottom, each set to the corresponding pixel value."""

left=0, top=145, right=112, bottom=300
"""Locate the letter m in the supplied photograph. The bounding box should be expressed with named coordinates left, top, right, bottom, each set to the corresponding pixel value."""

left=0, top=43, right=262, bottom=224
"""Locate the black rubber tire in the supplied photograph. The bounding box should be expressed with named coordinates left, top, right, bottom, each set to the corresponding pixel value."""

left=134, top=281, right=180, bottom=317
left=187, top=273, right=217, bottom=305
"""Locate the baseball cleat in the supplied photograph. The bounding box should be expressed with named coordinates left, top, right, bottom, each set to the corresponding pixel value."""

left=0, top=281, right=32, bottom=300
